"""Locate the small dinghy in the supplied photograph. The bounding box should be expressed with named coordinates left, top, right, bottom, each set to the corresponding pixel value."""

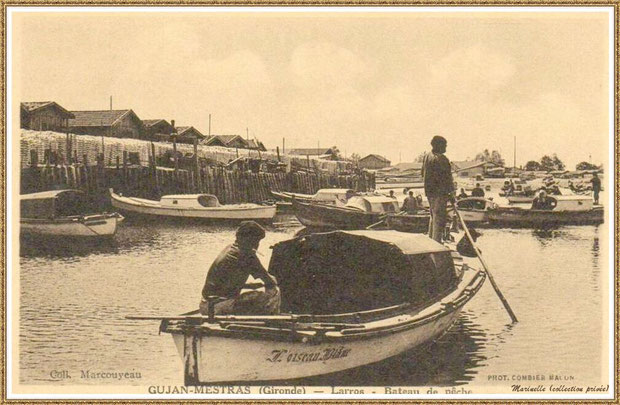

left=292, top=195, right=400, bottom=229
left=133, top=230, right=486, bottom=384
left=110, top=189, right=276, bottom=221
left=454, top=197, right=498, bottom=224
left=384, top=212, right=430, bottom=233
left=21, top=189, right=122, bottom=239
left=271, top=188, right=356, bottom=207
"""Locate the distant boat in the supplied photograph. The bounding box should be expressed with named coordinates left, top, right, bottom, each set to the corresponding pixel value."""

left=146, top=230, right=487, bottom=384
left=487, top=195, right=603, bottom=227
left=454, top=197, right=498, bottom=224
left=384, top=212, right=430, bottom=233
left=270, top=188, right=356, bottom=207
left=110, top=189, right=276, bottom=221
left=21, top=189, right=122, bottom=239
left=292, top=195, right=400, bottom=229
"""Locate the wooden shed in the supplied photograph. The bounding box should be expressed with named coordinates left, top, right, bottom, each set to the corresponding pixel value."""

left=21, top=101, right=75, bottom=132
left=173, top=126, right=206, bottom=144
left=69, top=109, right=144, bottom=139
left=359, top=154, right=391, bottom=170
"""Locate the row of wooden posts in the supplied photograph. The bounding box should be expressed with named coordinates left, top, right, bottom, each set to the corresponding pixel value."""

left=21, top=149, right=376, bottom=205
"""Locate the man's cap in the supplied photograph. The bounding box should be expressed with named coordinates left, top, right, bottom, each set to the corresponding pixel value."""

left=431, top=135, right=447, bottom=146
left=236, top=221, right=266, bottom=241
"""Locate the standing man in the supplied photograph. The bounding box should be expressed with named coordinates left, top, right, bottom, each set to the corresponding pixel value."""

left=590, top=172, right=601, bottom=205
left=199, top=221, right=280, bottom=316
left=422, top=136, right=455, bottom=242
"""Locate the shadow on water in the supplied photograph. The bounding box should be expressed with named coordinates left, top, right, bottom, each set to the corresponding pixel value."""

left=262, top=312, right=489, bottom=387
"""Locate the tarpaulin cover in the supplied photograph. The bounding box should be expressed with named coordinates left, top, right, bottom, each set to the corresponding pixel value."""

left=21, top=189, right=87, bottom=219
left=269, top=231, right=457, bottom=314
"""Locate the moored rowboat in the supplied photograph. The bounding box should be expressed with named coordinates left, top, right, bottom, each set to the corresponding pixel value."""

left=110, top=189, right=276, bottom=221
left=292, top=196, right=399, bottom=229
left=454, top=197, right=498, bottom=224
left=385, top=212, right=429, bottom=233
left=21, top=189, right=122, bottom=239
left=271, top=189, right=356, bottom=207
left=487, top=195, right=603, bottom=227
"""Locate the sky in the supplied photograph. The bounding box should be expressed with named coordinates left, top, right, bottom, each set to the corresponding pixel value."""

left=12, top=9, right=611, bottom=169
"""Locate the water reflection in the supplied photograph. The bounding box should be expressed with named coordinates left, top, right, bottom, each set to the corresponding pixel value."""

left=20, top=235, right=120, bottom=258
left=18, top=218, right=606, bottom=387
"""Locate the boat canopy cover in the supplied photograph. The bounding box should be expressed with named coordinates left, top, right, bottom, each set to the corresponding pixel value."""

left=314, top=189, right=356, bottom=203
left=21, top=189, right=86, bottom=219
left=345, top=196, right=399, bottom=214
left=269, top=230, right=457, bottom=314
left=160, top=194, right=220, bottom=208
left=456, top=197, right=495, bottom=210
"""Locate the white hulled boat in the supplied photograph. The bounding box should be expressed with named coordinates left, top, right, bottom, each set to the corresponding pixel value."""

left=133, top=230, right=486, bottom=384
left=110, top=189, right=276, bottom=221
left=21, top=189, right=122, bottom=239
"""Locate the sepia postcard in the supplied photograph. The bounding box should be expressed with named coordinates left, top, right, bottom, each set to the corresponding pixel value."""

left=4, top=4, right=617, bottom=402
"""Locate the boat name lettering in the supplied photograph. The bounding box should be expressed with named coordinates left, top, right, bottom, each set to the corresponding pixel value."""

left=266, top=347, right=351, bottom=363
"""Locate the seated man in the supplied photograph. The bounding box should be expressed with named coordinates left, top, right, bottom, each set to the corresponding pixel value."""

left=401, top=190, right=420, bottom=214
left=471, top=183, right=485, bottom=197
left=457, top=188, right=468, bottom=199
left=199, top=221, right=280, bottom=316
left=531, top=190, right=556, bottom=210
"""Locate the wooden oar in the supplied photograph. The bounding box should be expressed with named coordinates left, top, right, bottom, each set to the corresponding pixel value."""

left=452, top=201, right=518, bottom=323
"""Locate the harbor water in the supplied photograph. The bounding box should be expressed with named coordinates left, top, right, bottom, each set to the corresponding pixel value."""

left=19, top=210, right=608, bottom=389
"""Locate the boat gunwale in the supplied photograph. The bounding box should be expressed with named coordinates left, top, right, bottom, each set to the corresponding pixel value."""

left=162, top=268, right=485, bottom=343
left=20, top=212, right=121, bottom=223
left=111, top=191, right=276, bottom=213
left=292, top=199, right=380, bottom=216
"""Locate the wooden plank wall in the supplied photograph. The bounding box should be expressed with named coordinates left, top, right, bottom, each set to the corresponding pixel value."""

left=20, top=152, right=376, bottom=206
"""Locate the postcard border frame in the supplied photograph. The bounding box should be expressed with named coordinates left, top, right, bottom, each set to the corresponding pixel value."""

left=1, top=2, right=618, bottom=404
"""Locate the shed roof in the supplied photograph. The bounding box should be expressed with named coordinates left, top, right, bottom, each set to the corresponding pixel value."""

left=216, top=134, right=246, bottom=145
left=69, top=110, right=139, bottom=127
left=21, top=101, right=75, bottom=118
left=174, top=126, right=205, bottom=138
left=142, top=119, right=169, bottom=127
left=360, top=154, right=390, bottom=163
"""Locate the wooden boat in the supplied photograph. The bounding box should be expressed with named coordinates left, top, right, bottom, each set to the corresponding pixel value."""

left=506, top=195, right=536, bottom=204
left=153, top=230, right=486, bottom=384
left=487, top=195, right=603, bottom=227
left=454, top=197, right=498, bottom=224
left=292, top=195, right=400, bottom=229
left=110, top=189, right=276, bottom=221
left=385, top=212, right=429, bottom=233
left=21, top=189, right=122, bottom=238
left=270, top=188, right=356, bottom=207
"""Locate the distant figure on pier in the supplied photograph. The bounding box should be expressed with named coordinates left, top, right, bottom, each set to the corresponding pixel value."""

left=199, top=221, right=280, bottom=316
left=471, top=183, right=485, bottom=197
left=401, top=190, right=420, bottom=214
left=590, top=172, right=601, bottom=205
left=422, top=136, right=455, bottom=242
left=457, top=188, right=468, bottom=200
left=531, top=189, right=556, bottom=210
